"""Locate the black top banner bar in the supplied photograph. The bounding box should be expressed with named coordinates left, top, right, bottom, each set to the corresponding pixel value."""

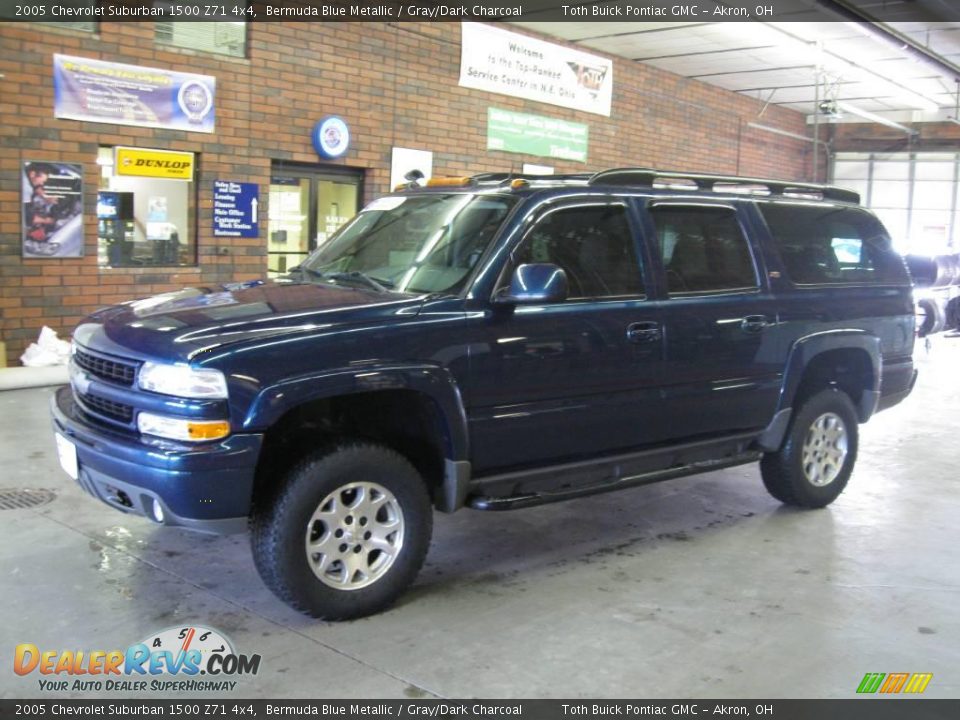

left=2, top=0, right=959, bottom=23
left=1, top=699, right=959, bottom=720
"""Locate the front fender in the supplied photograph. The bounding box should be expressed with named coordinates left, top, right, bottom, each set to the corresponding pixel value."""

left=240, top=363, right=470, bottom=460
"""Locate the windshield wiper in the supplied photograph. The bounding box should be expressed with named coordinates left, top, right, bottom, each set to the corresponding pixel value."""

left=290, top=265, right=394, bottom=292
left=287, top=265, right=324, bottom=281
left=324, top=271, right=393, bottom=292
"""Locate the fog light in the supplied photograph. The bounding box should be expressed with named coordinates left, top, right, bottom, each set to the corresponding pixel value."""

left=151, top=499, right=165, bottom=524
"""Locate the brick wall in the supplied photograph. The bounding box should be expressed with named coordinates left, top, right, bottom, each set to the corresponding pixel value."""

left=830, top=120, right=960, bottom=154
left=0, top=21, right=811, bottom=365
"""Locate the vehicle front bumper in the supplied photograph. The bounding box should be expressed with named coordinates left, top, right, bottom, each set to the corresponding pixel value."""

left=51, top=386, right=262, bottom=534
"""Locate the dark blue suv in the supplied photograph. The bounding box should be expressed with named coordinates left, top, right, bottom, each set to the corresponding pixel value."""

left=52, top=168, right=917, bottom=619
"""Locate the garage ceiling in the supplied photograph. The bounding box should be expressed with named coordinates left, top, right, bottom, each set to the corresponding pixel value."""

left=514, top=1, right=960, bottom=124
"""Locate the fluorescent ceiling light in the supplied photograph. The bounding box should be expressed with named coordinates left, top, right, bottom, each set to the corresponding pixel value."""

left=732, top=23, right=941, bottom=113
left=747, top=122, right=816, bottom=143
left=819, top=53, right=940, bottom=112
left=836, top=101, right=917, bottom=134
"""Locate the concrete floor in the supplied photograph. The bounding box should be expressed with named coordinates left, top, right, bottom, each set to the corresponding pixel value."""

left=1, top=337, right=958, bottom=700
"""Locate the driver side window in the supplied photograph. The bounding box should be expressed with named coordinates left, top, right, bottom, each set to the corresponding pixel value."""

left=511, top=204, right=644, bottom=299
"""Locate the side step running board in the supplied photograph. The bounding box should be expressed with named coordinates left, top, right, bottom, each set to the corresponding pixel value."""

left=468, top=452, right=761, bottom=511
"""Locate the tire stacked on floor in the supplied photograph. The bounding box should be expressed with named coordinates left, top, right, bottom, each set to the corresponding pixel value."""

left=946, top=296, right=960, bottom=332
left=916, top=298, right=945, bottom=337
left=934, top=255, right=959, bottom=287
left=905, top=254, right=960, bottom=337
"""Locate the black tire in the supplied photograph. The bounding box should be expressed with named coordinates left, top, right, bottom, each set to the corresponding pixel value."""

left=760, top=388, right=859, bottom=508
left=251, top=442, right=432, bottom=620
left=933, top=254, right=956, bottom=287
left=916, top=298, right=944, bottom=338
left=945, top=296, right=960, bottom=332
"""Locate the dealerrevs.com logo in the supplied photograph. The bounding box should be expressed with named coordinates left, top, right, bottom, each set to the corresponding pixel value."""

left=857, top=672, right=933, bottom=694
left=14, top=625, right=261, bottom=693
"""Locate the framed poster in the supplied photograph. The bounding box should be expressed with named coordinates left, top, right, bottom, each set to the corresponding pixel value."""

left=22, top=161, right=83, bottom=258
left=54, top=55, right=216, bottom=134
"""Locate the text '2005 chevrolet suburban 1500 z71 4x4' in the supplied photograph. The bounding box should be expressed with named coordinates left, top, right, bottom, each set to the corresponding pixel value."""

left=52, top=168, right=917, bottom=620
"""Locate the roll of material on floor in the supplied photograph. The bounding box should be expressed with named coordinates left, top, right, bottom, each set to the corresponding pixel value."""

left=0, top=365, right=69, bottom=391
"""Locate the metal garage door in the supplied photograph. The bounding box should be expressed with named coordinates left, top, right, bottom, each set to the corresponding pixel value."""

left=832, top=152, right=959, bottom=256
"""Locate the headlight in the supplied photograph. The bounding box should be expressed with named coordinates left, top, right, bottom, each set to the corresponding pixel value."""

left=137, top=412, right=231, bottom=442
left=138, top=362, right=228, bottom=399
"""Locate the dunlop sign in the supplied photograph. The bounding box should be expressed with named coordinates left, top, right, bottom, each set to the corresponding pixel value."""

left=114, top=147, right=195, bottom=181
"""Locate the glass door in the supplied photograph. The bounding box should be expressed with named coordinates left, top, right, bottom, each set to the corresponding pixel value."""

left=267, top=166, right=362, bottom=277
left=316, top=179, right=359, bottom=248
left=267, top=176, right=310, bottom=275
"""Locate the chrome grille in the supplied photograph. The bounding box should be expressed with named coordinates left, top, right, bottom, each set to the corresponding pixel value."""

left=74, top=348, right=137, bottom=386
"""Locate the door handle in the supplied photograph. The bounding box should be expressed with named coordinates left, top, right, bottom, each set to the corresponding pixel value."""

left=626, top=321, right=662, bottom=343
left=741, top=315, right=770, bottom=333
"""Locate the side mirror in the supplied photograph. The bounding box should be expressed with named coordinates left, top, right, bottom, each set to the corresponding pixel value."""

left=494, top=263, right=568, bottom=305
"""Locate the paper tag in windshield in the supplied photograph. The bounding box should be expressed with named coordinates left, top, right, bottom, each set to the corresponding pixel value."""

left=364, top=197, right=406, bottom=212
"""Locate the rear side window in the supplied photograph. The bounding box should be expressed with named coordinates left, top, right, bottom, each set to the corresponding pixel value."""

left=650, top=205, right=758, bottom=294
left=759, top=204, right=908, bottom=285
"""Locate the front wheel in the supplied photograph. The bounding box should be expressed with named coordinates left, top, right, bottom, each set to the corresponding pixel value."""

left=251, top=442, right=433, bottom=620
left=760, top=388, right=859, bottom=508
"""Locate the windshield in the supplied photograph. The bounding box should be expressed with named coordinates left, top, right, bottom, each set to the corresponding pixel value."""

left=298, top=193, right=517, bottom=294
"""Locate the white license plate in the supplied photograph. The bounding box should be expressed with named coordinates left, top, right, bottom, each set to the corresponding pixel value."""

left=55, top=433, right=78, bottom=481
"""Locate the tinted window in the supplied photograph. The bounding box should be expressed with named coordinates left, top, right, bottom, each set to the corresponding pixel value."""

left=760, top=204, right=908, bottom=285
left=305, top=193, right=517, bottom=294
left=651, top=205, right=758, bottom=294
left=513, top=204, right=643, bottom=299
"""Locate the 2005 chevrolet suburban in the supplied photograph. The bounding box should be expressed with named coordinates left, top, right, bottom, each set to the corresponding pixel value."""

left=52, top=168, right=917, bottom=619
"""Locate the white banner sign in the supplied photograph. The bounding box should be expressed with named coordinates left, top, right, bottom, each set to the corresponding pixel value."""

left=459, top=23, right=613, bottom=117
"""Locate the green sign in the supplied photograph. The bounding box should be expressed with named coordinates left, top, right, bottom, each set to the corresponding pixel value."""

left=486, top=108, right=588, bottom=163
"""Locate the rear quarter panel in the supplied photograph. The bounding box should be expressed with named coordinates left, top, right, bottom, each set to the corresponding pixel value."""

left=745, top=202, right=915, bottom=403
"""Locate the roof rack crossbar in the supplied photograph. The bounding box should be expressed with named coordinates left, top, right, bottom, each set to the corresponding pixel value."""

left=470, top=172, right=593, bottom=186
left=588, top=168, right=860, bottom=204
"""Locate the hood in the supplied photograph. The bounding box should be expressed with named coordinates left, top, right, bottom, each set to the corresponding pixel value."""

left=75, top=281, right=425, bottom=363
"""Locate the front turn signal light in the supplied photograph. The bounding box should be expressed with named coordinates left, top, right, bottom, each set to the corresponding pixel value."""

left=187, top=420, right=231, bottom=441
left=138, top=412, right=230, bottom=442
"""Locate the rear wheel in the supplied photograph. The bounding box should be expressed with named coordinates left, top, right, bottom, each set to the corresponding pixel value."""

left=251, top=442, right=432, bottom=620
left=760, top=388, right=858, bottom=508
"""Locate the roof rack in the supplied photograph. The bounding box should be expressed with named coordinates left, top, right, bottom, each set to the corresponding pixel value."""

left=470, top=172, right=593, bottom=186
left=588, top=167, right=860, bottom=204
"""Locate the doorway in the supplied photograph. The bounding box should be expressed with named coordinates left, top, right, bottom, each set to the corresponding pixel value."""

left=267, top=164, right=362, bottom=277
